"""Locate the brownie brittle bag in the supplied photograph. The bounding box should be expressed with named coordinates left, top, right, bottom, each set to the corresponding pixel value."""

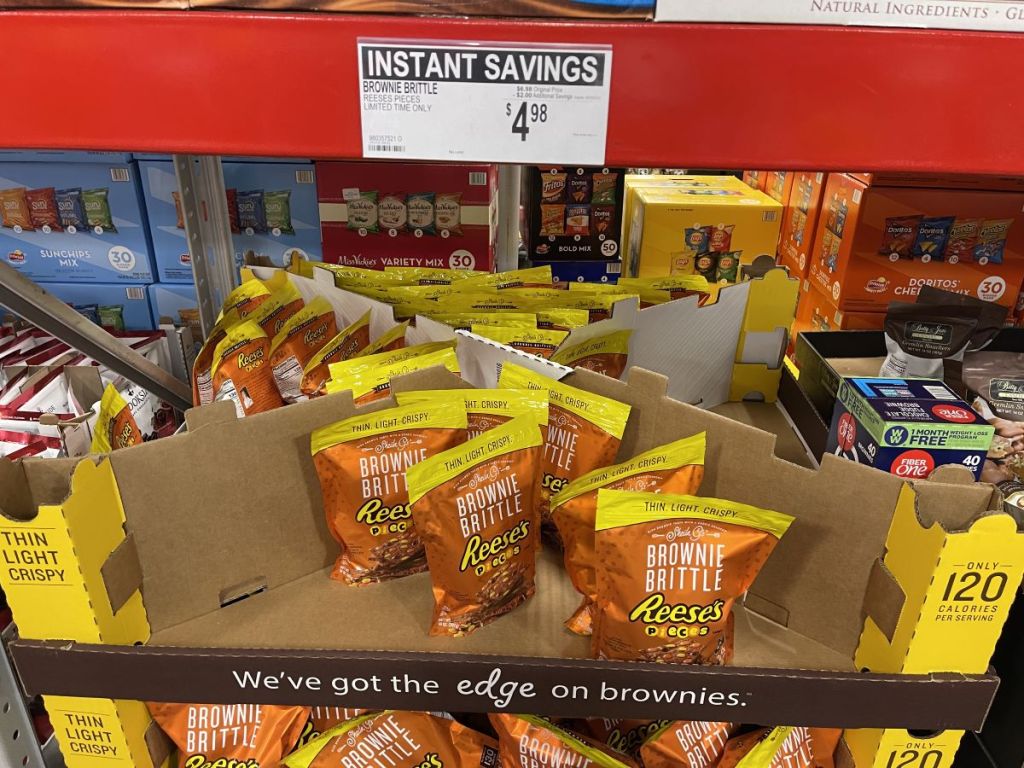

left=592, top=490, right=793, bottom=664
left=269, top=297, right=339, bottom=402
left=550, top=330, right=633, bottom=379
left=212, top=320, right=285, bottom=417
left=639, top=721, right=737, bottom=768
left=396, top=388, right=548, bottom=440
left=407, top=414, right=545, bottom=636
left=312, top=397, right=468, bottom=584
left=717, top=726, right=840, bottom=768
left=489, top=714, right=637, bottom=768
left=570, top=718, right=672, bottom=760
left=551, top=433, right=707, bottom=636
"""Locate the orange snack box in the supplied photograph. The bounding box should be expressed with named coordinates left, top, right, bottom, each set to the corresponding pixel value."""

left=778, top=172, right=826, bottom=279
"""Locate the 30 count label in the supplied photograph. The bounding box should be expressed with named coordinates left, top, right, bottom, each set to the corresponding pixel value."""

left=358, top=39, right=612, bottom=164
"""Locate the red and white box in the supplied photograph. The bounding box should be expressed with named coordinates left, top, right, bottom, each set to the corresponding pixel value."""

left=317, top=161, right=497, bottom=273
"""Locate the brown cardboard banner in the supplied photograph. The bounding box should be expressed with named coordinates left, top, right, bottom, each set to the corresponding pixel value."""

left=11, top=641, right=997, bottom=729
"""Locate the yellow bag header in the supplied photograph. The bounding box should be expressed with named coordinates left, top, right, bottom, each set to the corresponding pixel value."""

left=310, top=396, right=468, bottom=455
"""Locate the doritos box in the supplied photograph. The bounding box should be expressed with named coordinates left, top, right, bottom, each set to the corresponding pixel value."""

left=827, top=376, right=994, bottom=481
left=793, top=279, right=884, bottom=337
left=628, top=185, right=782, bottom=280
left=764, top=171, right=794, bottom=205
left=138, top=158, right=322, bottom=282
left=778, top=172, right=826, bottom=279
left=808, top=173, right=1024, bottom=313
left=0, top=161, right=156, bottom=283
left=318, top=161, right=497, bottom=273
left=742, top=171, right=767, bottom=191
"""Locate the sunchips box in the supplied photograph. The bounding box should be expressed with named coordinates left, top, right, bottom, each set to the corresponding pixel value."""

left=0, top=161, right=156, bottom=283
left=808, top=173, right=1024, bottom=313
left=138, top=158, right=322, bottom=282
left=628, top=185, right=782, bottom=280
left=318, top=160, right=497, bottom=272
left=778, top=172, right=826, bottom=279
left=525, top=166, right=625, bottom=263
left=44, top=282, right=155, bottom=331
left=147, top=283, right=197, bottom=327
left=827, top=376, right=994, bottom=481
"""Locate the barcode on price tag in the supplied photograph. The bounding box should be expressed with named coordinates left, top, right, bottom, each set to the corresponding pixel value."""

left=357, top=39, right=612, bottom=165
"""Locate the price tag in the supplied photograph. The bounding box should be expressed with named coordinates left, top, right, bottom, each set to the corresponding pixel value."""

left=358, top=39, right=612, bottom=165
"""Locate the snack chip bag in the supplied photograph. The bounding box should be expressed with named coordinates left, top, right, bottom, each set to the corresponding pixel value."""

left=0, top=187, right=33, bottom=231
left=541, top=204, right=566, bottom=236
left=946, top=217, right=982, bottom=262
left=879, top=215, right=922, bottom=259
left=716, top=252, right=740, bottom=283
left=570, top=173, right=593, bottom=203
left=25, top=187, right=61, bottom=232
left=552, top=433, right=706, bottom=635
left=270, top=297, right=339, bottom=402
left=83, top=187, right=116, bottom=233
left=91, top=383, right=143, bottom=453
left=639, top=721, right=737, bottom=768
left=238, top=189, right=268, bottom=233
left=312, top=397, right=468, bottom=584
left=326, top=346, right=460, bottom=405
left=211, top=320, right=285, bottom=417
left=573, top=718, right=672, bottom=760
left=357, top=321, right=409, bottom=357
left=435, top=192, right=462, bottom=236
left=55, top=187, right=87, bottom=231
left=911, top=215, right=955, bottom=261
left=489, top=714, right=637, bottom=768
left=191, top=311, right=238, bottom=406
left=592, top=489, right=793, bottom=664
left=541, top=171, right=568, bottom=202
left=709, top=224, right=734, bottom=253
left=299, top=708, right=372, bottom=747
left=147, top=703, right=309, bottom=768
left=378, top=192, right=408, bottom=232
left=284, top=711, right=498, bottom=768
left=592, top=205, right=614, bottom=235
left=498, top=362, right=631, bottom=532
left=566, top=204, right=591, bottom=236
left=264, top=189, right=294, bottom=235
left=550, top=329, right=632, bottom=379
left=685, top=225, right=711, bottom=256
left=406, top=192, right=436, bottom=234
left=221, top=278, right=272, bottom=320
left=397, top=388, right=548, bottom=439
left=717, top=726, right=840, bottom=768
left=470, top=325, right=568, bottom=359
left=461, top=266, right=554, bottom=290
left=300, top=310, right=372, bottom=398
left=328, top=340, right=454, bottom=390
left=347, top=190, right=379, bottom=233
left=536, top=308, right=591, bottom=330
left=974, top=218, right=1013, bottom=264
left=407, top=414, right=545, bottom=636
left=591, top=173, right=619, bottom=205
left=250, top=276, right=306, bottom=339
left=695, top=253, right=718, bottom=281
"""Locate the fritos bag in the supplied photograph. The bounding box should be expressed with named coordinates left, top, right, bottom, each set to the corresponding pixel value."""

left=407, top=415, right=544, bottom=636
left=270, top=297, right=339, bottom=402
left=592, top=490, right=793, bottom=664
left=489, top=714, right=637, bottom=768
left=551, top=433, right=707, bottom=635
left=211, top=320, right=285, bottom=417
left=325, top=347, right=460, bottom=405
left=572, top=718, right=672, bottom=760
left=396, top=388, right=548, bottom=439
left=550, top=330, right=633, bottom=379
left=284, top=711, right=498, bottom=768
left=497, top=362, right=631, bottom=533
left=311, top=397, right=468, bottom=584
left=91, top=383, right=142, bottom=452
left=716, top=726, right=840, bottom=768
left=299, top=311, right=372, bottom=398
left=147, top=703, right=309, bottom=768
left=470, top=325, right=569, bottom=359
left=639, top=721, right=737, bottom=768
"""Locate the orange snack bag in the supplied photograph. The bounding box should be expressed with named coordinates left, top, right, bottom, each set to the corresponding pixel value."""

left=572, top=718, right=672, bottom=759
left=325, top=344, right=459, bottom=405
left=297, top=708, right=373, bottom=748
left=639, top=721, right=737, bottom=768
left=211, top=320, right=285, bottom=417
left=312, top=397, right=468, bottom=584
left=250, top=276, right=305, bottom=339
left=459, top=265, right=553, bottom=289
left=551, top=433, right=707, bottom=636
left=470, top=325, right=568, bottom=359
left=269, top=297, right=339, bottom=402
left=220, top=277, right=272, bottom=319
left=592, top=490, right=793, bottom=664
left=147, top=702, right=309, bottom=768
left=550, top=329, right=633, bottom=379
left=283, top=711, right=498, bottom=768
left=192, top=311, right=237, bottom=406
left=299, top=311, right=372, bottom=398
left=407, top=414, right=545, bottom=636
left=489, top=714, right=637, bottom=768
left=717, top=726, right=838, bottom=768
left=357, top=321, right=408, bottom=357
left=396, top=388, right=548, bottom=440
left=497, top=362, right=631, bottom=533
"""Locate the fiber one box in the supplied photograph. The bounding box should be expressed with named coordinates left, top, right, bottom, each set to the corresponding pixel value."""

left=44, top=282, right=154, bottom=331
left=147, top=283, right=197, bottom=327
left=628, top=185, right=782, bottom=280
left=138, top=159, right=322, bottom=282
left=318, top=161, right=497, bottom=273
left=827, top=376, right=994, bottom=481
left=0, top=162, right=155, bottom=283
left=808, top=173, right=1024, bottom=312
left=778, top=172, right=826, bottom=279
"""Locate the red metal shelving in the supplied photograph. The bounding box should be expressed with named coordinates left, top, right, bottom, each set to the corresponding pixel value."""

left=1, top=11, right=1023, bottom=171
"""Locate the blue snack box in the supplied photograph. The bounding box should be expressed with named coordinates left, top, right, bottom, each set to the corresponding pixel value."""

left=827, top=376, right=994, bottom=480
left=42, top=282, right=154, bottom=331
left=0, top=162, right=156, bottom=284
left=138, top=159, right=322, bottom=282
left=534, top=259, right=622, bottom=285
left=0, top=151, right=134, bottom=163
left=148, top=283, right=198, bottom=327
